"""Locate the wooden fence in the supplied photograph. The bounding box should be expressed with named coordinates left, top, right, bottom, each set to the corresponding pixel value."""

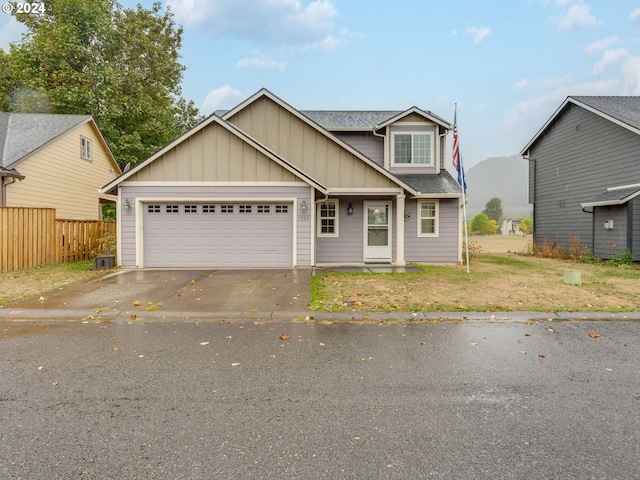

left=0, top=207, right=116, bottom=273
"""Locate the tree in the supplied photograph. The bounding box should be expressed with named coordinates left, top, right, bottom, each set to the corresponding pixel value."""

left=518, top=217, right=533, bottom=235
left=3, top=0, right=202, bottom=167
left=469, top=213, right=499, bottom=234
left=482, top=197, right=504, bottom=225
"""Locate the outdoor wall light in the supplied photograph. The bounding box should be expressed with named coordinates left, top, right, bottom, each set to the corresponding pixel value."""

left=123, top=199, right=131, bottom=210
left=300, top=199, right=307, bottom=213
left=347, top=203, right=354, bottom=215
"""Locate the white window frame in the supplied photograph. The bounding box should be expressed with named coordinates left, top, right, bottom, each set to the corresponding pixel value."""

left=391, top=131, right=434, bottom=167
left=417, top=200, right=439, bottom=237
left=81, top=136, right=93, bottom=161
left=317, top=199, right=339, bottom=237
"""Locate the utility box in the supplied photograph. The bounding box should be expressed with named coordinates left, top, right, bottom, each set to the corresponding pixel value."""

left=95, top=255, right=115, bottom=270
left=564, top=269, right=582, bottom=286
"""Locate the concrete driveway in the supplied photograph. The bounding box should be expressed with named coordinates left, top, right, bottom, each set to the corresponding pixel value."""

left=2, top=269, right=311, bottom=321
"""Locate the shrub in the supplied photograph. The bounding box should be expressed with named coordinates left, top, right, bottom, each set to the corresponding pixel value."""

left=608, top=249, right=634, bottom=267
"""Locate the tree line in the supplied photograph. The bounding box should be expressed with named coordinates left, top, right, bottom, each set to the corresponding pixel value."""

left=0, top=0, right=203, bottom=168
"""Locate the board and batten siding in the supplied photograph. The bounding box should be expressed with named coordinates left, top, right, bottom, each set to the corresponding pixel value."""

left=118, top=185, right=313, bottom=267
left=530, top=103, right=640, bottom=248
left=125, top=122, right=305, bottom=184
left=6, top=122, right=118, bottom=220
left=226, top=96, right=399, bottom=190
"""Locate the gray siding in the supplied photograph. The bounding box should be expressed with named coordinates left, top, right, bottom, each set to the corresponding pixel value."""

left=333, top=132, right=384, bottom=166
left=119, top=184, right=313, bottom=267
left=593, top=206, right=628, bottom=259
left=314, top=196, right=459, bottom=264
left=634, top=199, right=640, bottom=259
left=530, top=103, right=640, bottom=248
left=405, top=198, right=460, bottom=263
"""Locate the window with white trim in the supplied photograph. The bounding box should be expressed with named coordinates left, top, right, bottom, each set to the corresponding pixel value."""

left=81, top=136, right=93, bottom=160
left=392, top=132, right=433, bottom=166
left=418, top=200, right=438, bottom=237
left=317, top=200, right=339, bottom=237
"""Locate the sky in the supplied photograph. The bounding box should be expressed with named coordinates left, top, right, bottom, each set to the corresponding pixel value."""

left=2, top=0, right=640, bottom=169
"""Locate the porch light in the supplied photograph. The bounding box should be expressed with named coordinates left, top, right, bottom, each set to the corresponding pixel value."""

left=347, top=203, right=353, bottom=215
left=300, top=199, right=307, bottom=213
left=123, top=199, right=131, bottom=210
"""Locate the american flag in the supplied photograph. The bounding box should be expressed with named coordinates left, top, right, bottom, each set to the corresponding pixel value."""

left=452, top=107, right=467, bottom=194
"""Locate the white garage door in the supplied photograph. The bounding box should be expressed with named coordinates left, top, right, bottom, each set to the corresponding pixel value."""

left=143, top=202, right=293, bottom=267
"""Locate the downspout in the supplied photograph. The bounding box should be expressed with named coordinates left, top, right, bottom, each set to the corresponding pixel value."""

left=372, top=125, right=386, bottom=169
left=523, top=152, right=536, bottom=242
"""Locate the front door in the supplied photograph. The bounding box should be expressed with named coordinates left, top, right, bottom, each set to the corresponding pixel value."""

left=364, top=202, right=391, bottom=261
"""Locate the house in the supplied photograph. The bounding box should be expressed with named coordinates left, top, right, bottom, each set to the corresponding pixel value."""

left=501, top=219, right=522, bottom=235
left=101, top=89, right=464, bottom=268
left=520, top=96, right=640, bottom=260
left=0, top=112, right=121, bottom=219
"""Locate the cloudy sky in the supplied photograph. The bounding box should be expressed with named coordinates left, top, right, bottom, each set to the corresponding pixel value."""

left=2, top=0, right=640, bottom=168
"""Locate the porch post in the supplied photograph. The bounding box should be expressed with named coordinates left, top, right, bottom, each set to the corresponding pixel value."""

left=396, top=194, right=406, bottom=266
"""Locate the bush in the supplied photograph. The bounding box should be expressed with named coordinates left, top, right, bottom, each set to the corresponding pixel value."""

left=608, top=249, right=634, bottom=267
left=533, top=236, right=595, bottom=262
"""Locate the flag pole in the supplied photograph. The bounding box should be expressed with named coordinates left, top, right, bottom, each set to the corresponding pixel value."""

left=453, top=103, right=470, bottom=273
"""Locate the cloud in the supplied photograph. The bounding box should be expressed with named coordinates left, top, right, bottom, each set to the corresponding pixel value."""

left=557, top=4, right=601, bottom=31
left=593, top=48, right=640, bottom=94
left=630, top=8, right=640, bottom=27
left=466, top=26, right=492, bottom=44
left=166, top=0, right=341, bottom=48
left=584, top=36, right=619, bottom=56
left=200, top=85, right=244, bottom=114
left=235, top=53, right=287, bottom=71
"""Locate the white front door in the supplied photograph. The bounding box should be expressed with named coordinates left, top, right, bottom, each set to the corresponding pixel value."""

left=364, top=201, right=392, bottom=261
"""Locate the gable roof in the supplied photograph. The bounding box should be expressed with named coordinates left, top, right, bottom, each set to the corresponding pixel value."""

left=0, top=112, right=93, bottom=168
left=301, top=107, right=452, bottom=131
left=520, top=96, right=640, bottom=154
left=222, top=88, right=424, bottom=195
left=101, top=112, right=328, bottom=195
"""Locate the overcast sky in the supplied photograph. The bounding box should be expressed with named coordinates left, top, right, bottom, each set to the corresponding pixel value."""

left=2, top=0, right=640, bottom=168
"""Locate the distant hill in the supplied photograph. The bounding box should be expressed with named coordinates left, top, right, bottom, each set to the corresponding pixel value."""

left=464, top=154, right=531, bottom=220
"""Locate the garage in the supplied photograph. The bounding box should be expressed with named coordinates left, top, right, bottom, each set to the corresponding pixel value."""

left=143, top=202, right=293, bottom=267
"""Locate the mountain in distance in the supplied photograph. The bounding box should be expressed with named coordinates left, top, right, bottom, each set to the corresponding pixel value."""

left=463, top=154, right=532, bottom=220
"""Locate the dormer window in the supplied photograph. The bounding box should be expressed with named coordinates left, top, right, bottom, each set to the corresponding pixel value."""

left=81, top=136, right=93, bottom=161
left=392, top=132, right=433, bottom=166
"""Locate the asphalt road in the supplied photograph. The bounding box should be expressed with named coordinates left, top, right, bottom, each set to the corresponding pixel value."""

left=1, top=318, right=639, bottom=479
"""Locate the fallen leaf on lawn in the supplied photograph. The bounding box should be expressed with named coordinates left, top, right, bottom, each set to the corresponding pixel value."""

left=133, top=301, right=141, bottom=307
left=279, top=334, right=291, bottom=340
left=588, top=330, right=601, bottom=338
left=190, top=280, right=196, bottom=285
left=39, top=296, right=45, bottom=302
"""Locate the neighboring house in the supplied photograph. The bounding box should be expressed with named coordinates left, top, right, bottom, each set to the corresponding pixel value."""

left=520, top=96, right=640, bottom=260
left=501, top=219, right=522, bottom=235
left=102, top=89, right=464, bottom=268
left=0, top=112, right=121, bottom=219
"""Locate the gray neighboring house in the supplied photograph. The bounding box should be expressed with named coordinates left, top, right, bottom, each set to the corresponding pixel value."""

left=520, top=96, right=640, bottom=260
left=102, top=88, right=464, bottom=269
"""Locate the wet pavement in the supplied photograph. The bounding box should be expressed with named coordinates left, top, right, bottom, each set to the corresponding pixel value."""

left=1, top=318, right=639, bottom=479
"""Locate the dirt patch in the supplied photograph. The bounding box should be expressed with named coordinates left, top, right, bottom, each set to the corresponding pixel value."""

left=0, top=262, right=104, bottom=306
left=311, top=236, right=640, bottom=313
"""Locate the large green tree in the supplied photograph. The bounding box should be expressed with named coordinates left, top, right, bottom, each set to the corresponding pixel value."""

left=469, top=213, right=499, bottom=234
left=3, top=0, right=202, bottom=167
left=482, top=197, right=504, bottom=225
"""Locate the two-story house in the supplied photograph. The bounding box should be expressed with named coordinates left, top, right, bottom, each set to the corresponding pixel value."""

left=102, top=88, right=464, bottom=268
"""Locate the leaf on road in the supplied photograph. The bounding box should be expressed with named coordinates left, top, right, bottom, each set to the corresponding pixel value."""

left=231, top=363, right=240, bottom=367
left=538, top=353, right=546, bottom=358
left=279, top=334, right=291, bottom=340
left=470, top=342, right=478, bottom=346
left=588, top=330, right=601, bottom=338
left=200, top=342, right=209, bottom=346
left=133, top=301, right=141, bottom=307
left=519, top=351, right=527, bottom=355
left=360, top=357, right=367, bottom=362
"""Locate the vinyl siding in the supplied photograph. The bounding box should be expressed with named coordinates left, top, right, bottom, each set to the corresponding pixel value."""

left=125, top=123, right=304, bottom=184
left=333, top=132, right=384, bottom=166
left=530, top=103, right=640, bottom=248
left=5, top=122, right=119, bottom=219
left=405, top=198, right=459, bottom=263
left=119, top=185, right=313, bottom=267
left=593, top=205, right=628, bottom=259
left=226, top=96, right=399, bottom=190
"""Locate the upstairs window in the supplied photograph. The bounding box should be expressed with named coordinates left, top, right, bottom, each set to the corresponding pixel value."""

left=81, top=136, right=93, bottom=161
left=392, top=132, right=433, bottom=166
